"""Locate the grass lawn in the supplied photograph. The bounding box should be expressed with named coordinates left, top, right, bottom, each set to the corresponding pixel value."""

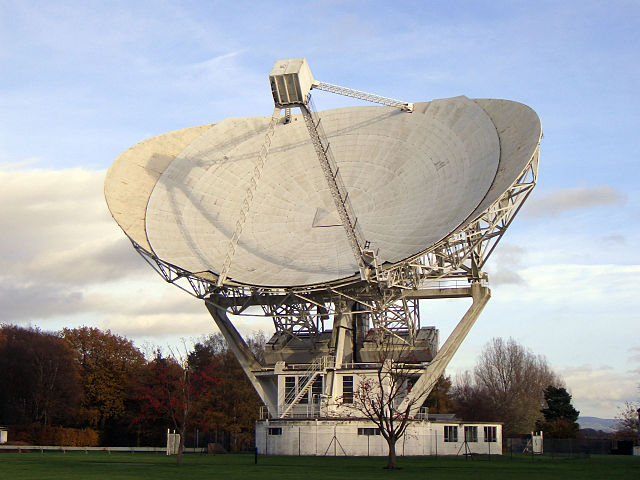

left=0, top=452, right=637, bottom=479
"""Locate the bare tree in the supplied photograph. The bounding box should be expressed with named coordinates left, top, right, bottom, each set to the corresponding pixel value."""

left=614, top=401, right=640, bottom=440
left=453, top=337, right=562, bottom=436
left=346, top=337, right=425, bottom=469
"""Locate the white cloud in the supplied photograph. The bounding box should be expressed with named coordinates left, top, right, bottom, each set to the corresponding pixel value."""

left=525, top=185, right=626, bottom=217
left=0, top=157, right=41, bottom=170
left=103, top=312, right=212, bottom=339
left=0, top=168, right=147, bottom=284
left=496, top=263, right=640, bottom=307
left=485, top=243, right=527, bottom=286
left=0, top=281, right=85, bottom=321
left=558, top=364, right=639, bottom=417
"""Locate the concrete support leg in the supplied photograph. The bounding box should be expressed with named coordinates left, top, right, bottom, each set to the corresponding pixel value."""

left=326, top=303, right=352, bottom=414
left=400, top=283, right=491, bottom=414
left=205, top=299, right=278, bottom=417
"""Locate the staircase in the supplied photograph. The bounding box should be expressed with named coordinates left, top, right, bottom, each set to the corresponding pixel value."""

left=280, top=356, right=332, bottom=418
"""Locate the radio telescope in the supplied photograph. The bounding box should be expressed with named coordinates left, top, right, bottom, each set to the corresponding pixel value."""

left=105, top=58, right=541, bottom=455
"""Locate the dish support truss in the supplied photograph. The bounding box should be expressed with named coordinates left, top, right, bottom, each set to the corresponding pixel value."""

left=203, top=282, right=491, bottom=419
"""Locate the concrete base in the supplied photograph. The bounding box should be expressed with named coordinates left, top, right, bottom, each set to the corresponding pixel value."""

left=256, top=419, right=501, bottom=456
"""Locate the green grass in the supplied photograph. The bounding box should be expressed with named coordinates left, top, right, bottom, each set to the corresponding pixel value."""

left=0, top=452, right=637, bottom=480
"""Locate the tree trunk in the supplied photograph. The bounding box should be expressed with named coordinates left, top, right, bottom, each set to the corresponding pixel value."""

left=385, top=437, right=398, bottom=469
left=176, top=425, right=186, bottom=465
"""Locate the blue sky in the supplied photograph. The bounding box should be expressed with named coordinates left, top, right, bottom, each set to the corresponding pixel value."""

left=1, top=1, right=638, bottom=418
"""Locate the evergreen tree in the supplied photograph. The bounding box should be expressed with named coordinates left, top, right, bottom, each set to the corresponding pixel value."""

left=536, top=385, right=580, bottom=438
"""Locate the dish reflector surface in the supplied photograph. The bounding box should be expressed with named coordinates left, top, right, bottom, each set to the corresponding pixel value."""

left=105, top=96, right=541, bottom=287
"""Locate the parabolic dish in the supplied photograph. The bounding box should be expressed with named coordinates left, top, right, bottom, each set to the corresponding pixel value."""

left=105, top=95, right=541, bottom=288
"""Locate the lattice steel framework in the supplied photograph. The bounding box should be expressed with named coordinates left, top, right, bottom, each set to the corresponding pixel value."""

left=369, top=297, right=420, bottom=341
left=312, top=81, right=413, bottom=112
left=301, top=97, right=368, bottom=277
left=262, top=301, right=330, bottom=337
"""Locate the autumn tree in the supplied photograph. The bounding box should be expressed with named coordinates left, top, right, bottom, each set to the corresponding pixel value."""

left=0, top=325, right=81, bottom=426
left=61, top=327, right=145, bottom=442
left=189, top=332, right=264, bottom=451
left=133, top=347, right=220, bottom=464
left=423, top=375, right=455, bottom=414
left=452, top=337, right=562, bottom=436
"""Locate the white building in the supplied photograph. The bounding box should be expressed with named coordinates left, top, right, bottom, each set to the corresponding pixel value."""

left=256, top=418, right=502, bottom=456
left=251, top=350, right=502, bottom=457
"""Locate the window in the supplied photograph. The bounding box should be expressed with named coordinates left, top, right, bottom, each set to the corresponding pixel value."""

left=285, top=376, right=296, bottom=401
left=464, top=426, right=478, bottom=443
left=357, top=428, right=381, bottom=436
left=444, top=425, right=458, bottom=442
left=342, top=376, right=354, bottom=404
left=484, top=426, right=497, bottom=443
left=268, top=427, right=282, bottom=436
left=311, top=376, right=323, bottom=403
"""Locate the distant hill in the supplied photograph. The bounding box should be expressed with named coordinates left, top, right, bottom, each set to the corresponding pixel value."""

left=578, top=416, right=618, bottom=432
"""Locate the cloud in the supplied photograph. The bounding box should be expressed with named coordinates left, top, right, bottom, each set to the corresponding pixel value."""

left=102, top=312, right=212, bottom=339
left=557, top=364, right=639, bottom=417
left=485, top=243, right=527, bottom=286
left=102, top=309, right=271, bottom=341
left=601, top=234, right=626, bottom=245
left=0, top=168, right=148, bottom=285
left=525, top=185, right=626, bottom=217
left=0, top=167, right=158, bottom=322
left=0, top=157, right=41, bottom=170
left=629, top=346, right=640, bottom=363
left=502, top=263, right=640, bottom=307
left=489, top=269, right=525, bottom=286
left=0, top=281, right=85, bottom=322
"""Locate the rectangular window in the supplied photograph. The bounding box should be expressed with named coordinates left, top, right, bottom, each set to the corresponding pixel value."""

left=311, top=376, right=323, bottom=403
left=484, top=426, right=497, bottom=443
left=464, top=426, right=478, bottom=443
left=357, top=427, right=381, bottom=436
left=342, top=376, right=353, bottom=404
left=444, top=425, right=458, bottom=443
left=268, top=427, right=282, bottom=436
left=285, top=376, right=296, bottom=401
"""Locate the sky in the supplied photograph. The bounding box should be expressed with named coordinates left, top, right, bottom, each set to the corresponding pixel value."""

left=1, top=0, right=638, bottom=418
